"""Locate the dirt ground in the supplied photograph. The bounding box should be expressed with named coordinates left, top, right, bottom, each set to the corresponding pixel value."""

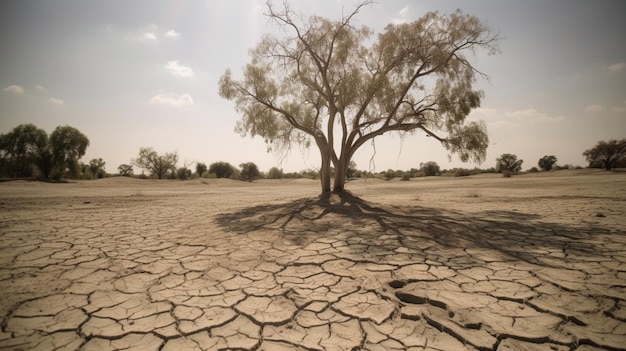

left=0, top=169, right=625, bottom=350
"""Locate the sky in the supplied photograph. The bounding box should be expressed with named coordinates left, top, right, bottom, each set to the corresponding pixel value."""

left=1, top=0, right=625, bottom=174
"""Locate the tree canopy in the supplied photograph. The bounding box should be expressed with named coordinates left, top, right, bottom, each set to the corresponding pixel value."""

left=219, top=1, right=499, bottom=194
left=0, top=124, right=89, bottom=179
left=538, top=155, right=557, bottom=171
left=496, top=153, right=523, bottom=173
left=583, top=139, right=626, bottom=170
left=133, top=147, right=178, bottom=179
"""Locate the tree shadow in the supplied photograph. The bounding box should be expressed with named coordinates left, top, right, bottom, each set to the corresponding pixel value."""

left=215, top=191, right=618, bottom=268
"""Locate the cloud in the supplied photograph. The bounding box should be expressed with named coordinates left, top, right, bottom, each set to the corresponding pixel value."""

left=504, top=108, right=564, bottom=123
left=165, top=60, right=194, bottom=77
left=165, top=30, right=180, bottom=38
left=49, top=97, right=65, bottom=106
left=608, top=62, right=625, bottom=74
left=141, top=32, right=157, bottom=41
left=150, top=93, right=194, bottom=106
left=391, top=6, right=409, bottom=24
left=585, top=104, right=605, bottom=112
left=4, top=85, right=24, bottom=94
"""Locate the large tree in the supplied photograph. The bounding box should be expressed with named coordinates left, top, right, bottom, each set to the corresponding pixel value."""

left=496, top=153, right=523, bottom=173
left=538, top=155, right=557, bottom=171
left=219, top=1, right=498, bottom=194
left=0, top=124, right=89, bottom=179
left=583, top=139, right=626, bottom=170
left=133, top=147, right=178, bottom=179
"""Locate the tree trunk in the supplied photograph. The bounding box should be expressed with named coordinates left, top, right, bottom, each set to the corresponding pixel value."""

left=318, top=143, right=332, bottom=195
left=333, top=159, right=347, bottom=193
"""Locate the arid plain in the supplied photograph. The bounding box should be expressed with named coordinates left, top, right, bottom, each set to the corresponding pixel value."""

left=1, top=170, right=625, bottom=351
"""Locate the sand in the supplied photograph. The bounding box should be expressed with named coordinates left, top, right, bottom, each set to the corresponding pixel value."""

left=0, top=169, right=625, bottom=350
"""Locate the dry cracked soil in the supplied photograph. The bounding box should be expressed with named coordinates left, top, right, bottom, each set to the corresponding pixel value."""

left=0, top=169, right=625, bottom=351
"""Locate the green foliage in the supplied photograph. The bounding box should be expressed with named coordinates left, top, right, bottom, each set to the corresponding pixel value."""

left=0, top=124, right=89, bottom=179
left=239, top=162, right=260, bottom=181
left=118, top=164, right=134, bottom=177
left=218, top=2, right=498, bottom=193
left=208, top=161, right=236, bottom=178
left=495, top=153, right=523, bottom=173
left=583, top=139, right=626, bottom=170
left=133, top=147, right=178, bottom=179
left=419, top=161, right=441, bottom=176
left=538, top=155, right=557, bottom=171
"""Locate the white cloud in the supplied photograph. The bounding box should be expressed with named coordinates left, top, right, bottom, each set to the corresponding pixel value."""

left=49, top=97, right=65, bottom=106
left=150, top=93, right=194, bottom=106
left=4, top=85, right=24, bottom=94
left=504, top=108, right=564, bottom=123
left=35, top=84, right=47, bottom=92
left=165, top=30, right=180, bottom=38
left=608, top=62, right=625, bottom=74
left=165, top=60, right=194, bottom=77
left=141, top=32, right=157, bottom=41
left=391, top=6, right=409, bottom=24
left=585, top=104, right=605, bottom=112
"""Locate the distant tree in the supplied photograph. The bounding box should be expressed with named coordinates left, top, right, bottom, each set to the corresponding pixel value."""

left=239, top=162, right=260, bottom=181
left=118, top=164, right=134, bottom=177
left=89, top=158, right=106, bottom=178
left=133, top=147, right=178, bottom=179
left=268, top=167, right=283, bottom=179
left=384, top=169, right=396, bottom=181
left=346, top=161, right=358, bottom=179
left=538, top=155, right=557, bottom=171
left=0, top=124, right=89, bottom=179
left=420, top=161, right=441, bottom=176
left=177, top=167, right=192, bottom=180
left=0, top=124, right=47, bottom=177
left=49, top=126, right=90, bottom=179
left=495, top=153, right=523, bottom=173
left=209, top=161, right=235, bottom=178
left=583, top=139, right=626, bottom=170
left=219, top=2, right=498, bottom=195
left=195, top=162, right=207, bottom=177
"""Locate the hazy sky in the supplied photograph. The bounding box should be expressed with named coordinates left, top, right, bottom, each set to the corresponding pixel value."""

left=1, top=0, right=625, bottom=174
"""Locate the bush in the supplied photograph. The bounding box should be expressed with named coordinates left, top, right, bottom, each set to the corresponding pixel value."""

left=209, top=161, right=236, bottom=178
left=401, top=173, right=410, bottom=181
left=419, top=161, right=441, bottom=176
left=454, top=168, right=471, bottom=177
left=502, top=170, right=512, bottom=178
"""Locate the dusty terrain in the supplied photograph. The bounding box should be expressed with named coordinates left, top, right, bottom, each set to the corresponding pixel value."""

left=0, top=170, right=625, bottom=351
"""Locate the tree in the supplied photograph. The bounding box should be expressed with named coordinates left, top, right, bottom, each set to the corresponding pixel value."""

left=133, top=147, right=178, bottom=179
left=118, top=164, right=134, bottom=177
left=496, top=153, right=523, bottom=173
left=268, top=167, right=283, bottom=179
left=219, top=2, right=498, bottom=194
left=538, top=155, right=557, bottom=171
left=196, top=162, right=208, bottom=177
left=0, top=124, right=89, bottom=179
left=177, top=167, right=192, bottom=180
left=240, top=162, right=260, bottom=181
left=89, top=158, right=106, bottom=178
left=49, top=126, right=90, bottom=179
left=209, top=161, right=235, bottom=178
left=0, top=124, right=47, bottom=177
left=346, top=161, right=358, bottom=179
left=583, top=139, right=626, bottom=170
left=420, top=161, right=441, bottom=176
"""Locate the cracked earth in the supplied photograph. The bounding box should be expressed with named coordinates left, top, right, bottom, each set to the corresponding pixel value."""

left=1, top=171, right=625, bottom=351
